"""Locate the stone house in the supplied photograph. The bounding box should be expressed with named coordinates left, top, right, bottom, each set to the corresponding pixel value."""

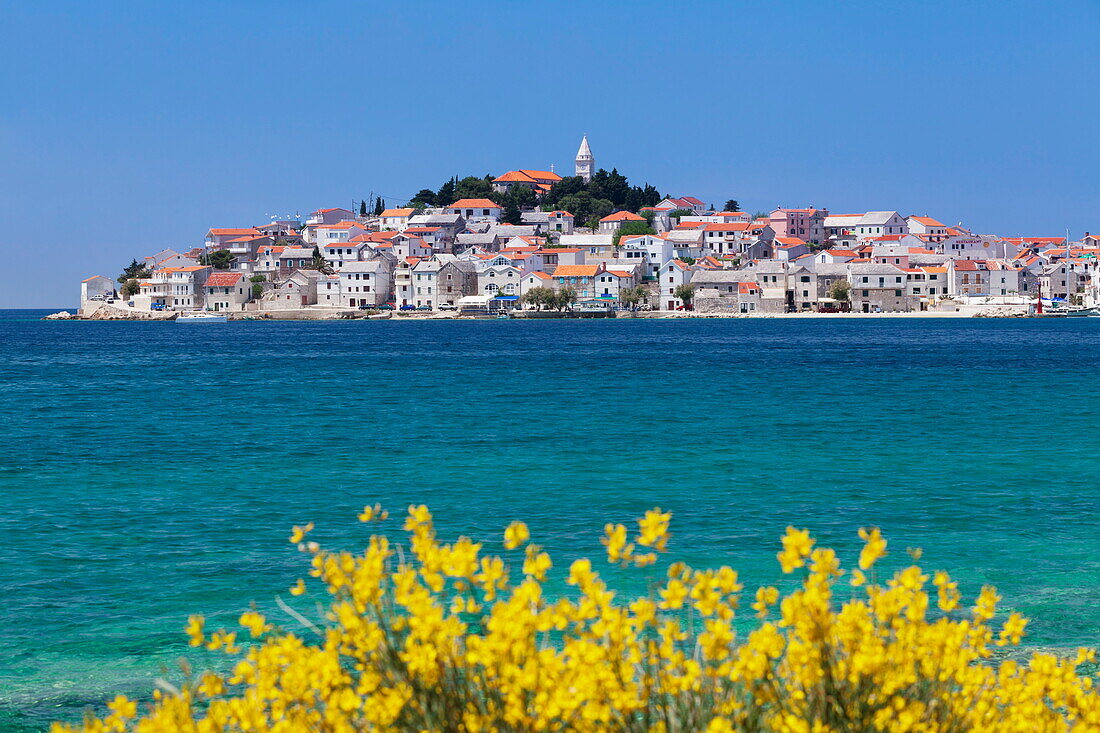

left=203, top=272, right=251, bottom=312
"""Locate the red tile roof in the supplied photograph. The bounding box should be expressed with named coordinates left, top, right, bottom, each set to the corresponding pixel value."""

left=601, top=210, right=646, bottom=222
left=450, top=199, right=501, bottom=209
left=552, top=264, right=603, bottom=277
left=205, top=273, right=244, bottom=287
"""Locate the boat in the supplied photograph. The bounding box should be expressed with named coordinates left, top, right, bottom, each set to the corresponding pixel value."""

left=177, top=311, right=228, bottom=323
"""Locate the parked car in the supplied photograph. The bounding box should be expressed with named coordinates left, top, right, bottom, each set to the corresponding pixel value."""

left=416, top=304, right=432, bottom=311
left=357, top=304, right=374, bottom=311
left=151, top=303, right=167, bottom=311
left=438, top=303, right=457, bottom=311
left=399, top=304, right=417, bottom=311
left=377, top=303, right=395, bottom=311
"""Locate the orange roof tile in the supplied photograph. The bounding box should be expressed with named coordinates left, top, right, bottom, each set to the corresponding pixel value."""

left=552, top=264, right=602, bottom=277
left=205, top=272, right=244, bottom=287
left=450, top=199, right=501, bottom=209
left=600, top=210, right=646, bottom=222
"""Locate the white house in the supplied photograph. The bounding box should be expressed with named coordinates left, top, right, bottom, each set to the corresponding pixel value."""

left=447, top=199, right=501, bottom=224
left=659, top=260, right=694, bottom=310
left=203, top=272, right=251, bottom=312
left=619, top=234, right=675, bottom=278
left=656, top=196, right=707, bottom=214
left=306, top=208, right=356, bottom=226
left=906, top=216, right=949, bottom=241
left=478, top=264, right=523, bottom=297
left=315, top=220, right=369, bottom=250
left=598, top=210, right=647, bottom=234
left=339, top=260, right=393, bottom=308
left=824, top=211, right=908, bottom=241
left=519, top=270, right=555, bottom=299
left=409, top=258, right=477, bottom=309
left=206, top=228, right=262, bottom=249
left=80, top=275, right=118, bottom=311
left=323, top=241, right=373, bottom=270
left=379, top=208, right=415, bottom=231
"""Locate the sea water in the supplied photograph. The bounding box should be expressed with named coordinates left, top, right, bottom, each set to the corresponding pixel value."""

left=1, top=311, right=1098, bottom=730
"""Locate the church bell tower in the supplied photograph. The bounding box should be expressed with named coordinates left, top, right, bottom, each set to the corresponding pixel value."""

left=575, top=135, right=593, bottom=182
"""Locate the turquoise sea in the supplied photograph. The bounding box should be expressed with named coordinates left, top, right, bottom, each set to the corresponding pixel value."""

left=1, top=309, right=1098, bottom=730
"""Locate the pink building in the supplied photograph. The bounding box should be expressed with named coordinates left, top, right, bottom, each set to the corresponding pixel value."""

left=768, top=207, right=828, bottom=246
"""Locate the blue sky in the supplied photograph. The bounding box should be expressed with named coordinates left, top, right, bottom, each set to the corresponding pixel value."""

left=2, top=0, right=1098, bottom=307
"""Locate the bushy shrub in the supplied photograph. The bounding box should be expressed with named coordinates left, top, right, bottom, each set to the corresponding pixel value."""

left=56, top=508, right=1099, bottom=732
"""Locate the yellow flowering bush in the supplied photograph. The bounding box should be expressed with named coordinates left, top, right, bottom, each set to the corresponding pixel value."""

left=55, top=507, right=1099, bottom=732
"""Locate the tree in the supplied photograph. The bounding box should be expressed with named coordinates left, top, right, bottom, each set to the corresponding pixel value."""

left=359, top=200, right=368, bottom=217
left=828, top=279, right=851, bottom=302
left=667, top=208, right=694, bottom=222
left=673, top=283, right=695, bottom=309
left=118, top=259, right=151, bottom=283
left=541, top=176, right=587, bottom=209
left=620, top=285, right=648, bottom=310
left=613, top=220, right=656, bottom=247
left=120, top=278, right=141, bottom=298
left=307, top=246, right=332, bottom=274
left=374, top=196, right=385, bottom=216
left=554, top=286, right=578, bottom=311
left=201, top=249, right=234, bottom=270
left=521, top=286, right=554, bottom=311
left=502, top=199, right=522, bottom=225
left=251, top=283, right=264, bottom=299
left=411, top=189, right=437, bottom=207
left=249, top=274, right=265, bottom=283
left=679, top=256, right=696, bottom=265
left=454, top=175, right=492, bottom=200
left=751, top=211, right=770, bottom=221
left=724, top=199, right=741, bottom=212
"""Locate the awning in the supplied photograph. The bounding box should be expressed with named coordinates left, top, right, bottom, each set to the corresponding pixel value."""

left=493, top=295, right=519, bottom=301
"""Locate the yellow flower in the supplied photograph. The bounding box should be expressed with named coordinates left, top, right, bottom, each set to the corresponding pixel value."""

left=358, top=503, right=388, bottom=522
left=777, top=526, right=814, bottom=573
left=106, top=695, right=136, bottom=719
left=933, top=570, right=961, bottom=611
left=752, top=586, right=780, bottom=618
left=522, top=544, right=551, bottom=581
left=184, top=615, right=204, bottom=647
left=288, top=521, right=314, bottom=544
left=998, top=612, right=1028, bottom=646
left=857, top=526, right=887, bottom=570
left=238, top=611, right=267, bottom=638
left=289, top=578, right=306, bottom=596
left=503, top=521, right=529, bottom=550
left=197, top=672, right=224, bottom=697
left=637, top=508, right=671, bottom=552
left=601, top=522, right=633, bottom=563
left=57, top=510, right=1100, bottom=733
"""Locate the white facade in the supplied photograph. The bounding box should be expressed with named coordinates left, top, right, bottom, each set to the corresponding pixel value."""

left=478, top=265, right=522, bottom=297
left=338, top=260, right=392, bottom=307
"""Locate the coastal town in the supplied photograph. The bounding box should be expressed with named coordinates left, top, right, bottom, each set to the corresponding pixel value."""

left=76, top=137, right=1100, bottom=319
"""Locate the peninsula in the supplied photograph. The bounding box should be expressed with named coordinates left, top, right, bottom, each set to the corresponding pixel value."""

left=75, top=137, right=1098, bottom=320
